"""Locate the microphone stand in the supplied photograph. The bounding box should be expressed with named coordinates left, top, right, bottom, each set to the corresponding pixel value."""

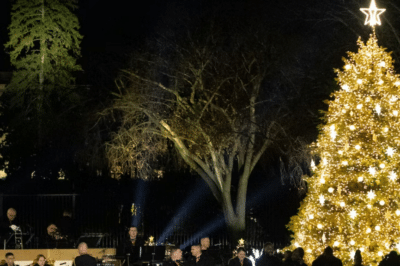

left=150, top=245, right=156, bottom=266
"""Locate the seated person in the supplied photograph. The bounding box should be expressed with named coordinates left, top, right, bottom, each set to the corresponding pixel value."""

left=74, top=242, right=97, bottom=266
left=1, top=252, right=16, bottom=266
left=33, top=255, right=51, bottom=266
left=0, top=208, right=21, bottom=237
left=228, top=248, right=252, bottom=266
left=42, top=223, right=71, bottom=249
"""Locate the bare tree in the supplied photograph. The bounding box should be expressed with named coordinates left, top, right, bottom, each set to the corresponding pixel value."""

left=104, top=16, right=309, bottom=238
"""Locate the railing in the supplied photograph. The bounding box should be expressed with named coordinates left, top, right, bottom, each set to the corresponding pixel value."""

left=0, top=194, right=276, bottom=250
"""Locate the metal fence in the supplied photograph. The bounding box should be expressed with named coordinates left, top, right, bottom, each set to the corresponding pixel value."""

left=0, top=194, right=274, bottom=250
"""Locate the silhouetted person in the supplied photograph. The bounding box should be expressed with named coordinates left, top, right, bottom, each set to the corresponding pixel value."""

left=292, top=248, right=307, bottom=266
left=256, top=243, right=282, bottom=266
left=282, top=251, right=294, bottom=266
left=312, top=247, right=342, bottom=266
left=354, top=250, right=363, bottom=266
left=379, top=251, right=400, bottom=266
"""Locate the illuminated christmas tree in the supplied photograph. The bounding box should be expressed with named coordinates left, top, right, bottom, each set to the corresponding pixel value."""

left=287, top=1, right=400, bottom=265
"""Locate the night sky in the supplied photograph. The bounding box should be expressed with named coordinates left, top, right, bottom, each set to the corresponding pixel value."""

left=0, top=0, right=398, bottom=246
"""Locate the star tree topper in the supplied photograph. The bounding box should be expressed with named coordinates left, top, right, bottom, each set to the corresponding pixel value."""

left=360, top=0, right=386, bottom=27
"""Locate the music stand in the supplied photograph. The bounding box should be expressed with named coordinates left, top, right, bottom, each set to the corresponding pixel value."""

left=141, top=246, right=165, bottom=265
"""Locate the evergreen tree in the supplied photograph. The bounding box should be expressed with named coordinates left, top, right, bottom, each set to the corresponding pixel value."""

left=4, top=0, right=82, bottom=106
left=287, top=6, right=400, bottom=266
left=0, top=0, right=83, bottom=179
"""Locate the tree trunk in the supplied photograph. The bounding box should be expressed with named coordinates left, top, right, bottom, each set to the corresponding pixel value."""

left=222, top=189, right=246, bottom=246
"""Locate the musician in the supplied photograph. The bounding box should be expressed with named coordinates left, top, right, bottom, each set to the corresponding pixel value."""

left=33, top=255, right=51, bottom=266
left=118, top=226, right=144, bottom=264
left=187, top=245, right=215, bottom=266
left=228, top=248, right=252, bottom=266
left=164, top=248, right=184, bottom=266
left=1, top=252, right=16, bottom=266
left=0, top=208, right=21, bottom=237
left=42, top=223, right=70, bottom=248
left=74, top=242, right=97, bottom=266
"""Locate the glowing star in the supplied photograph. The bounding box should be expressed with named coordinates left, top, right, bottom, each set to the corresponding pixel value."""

left=358, top=176, right=363, bottom=182
left=238, top=238, right=245, bottom=245
left=394, top=110, right=399, bottom=116
left=320, top=177, right=326, bottom=184
left=396, top=210, right=400, bottom=216
left=360, top=0, right=386, bottom=27
left=355, top=145, right=361, bottom=150
left=379, top=61, right=386, bottom=67
left=389, top=171, right=397, bottom=181
left=340, top=202, right=345, bottom=207
left=345, top=64, right=351, bottom=70
left=349, top=209, right=357, bottom=219
left=386, top=147, right=395, bottom=156
left=319, top=195, right=325, bottom=205
left=342, top=84, right=350, bottom=91
left=350, top=240, right=355, bottom=245
left=376, top=104, right=381, bottom=115
left=369, top=166, right=376, bottom=176
left=378, top=79, right=384, bottom=85
left=380, top=163, right=385, bottom=169
left=367, top=190, right=376, bottom=199
left=328, top=187, right=334, bottom=193
left=350, top=125, right=355, bottom=131
left=357, top=104, right=363, bottom=109
left=357, top=79, right=363, bottom=84
left=317, top=224, right=323, bottom=229
left=309, top=214, right=314, bottom=220
left=334, top=241, right=339, bottom=247
left=375, top=225, right=381, bottom=231
left=366, top=228, right=371, bottom=233
left=380, top=200, right=385, bottom=206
